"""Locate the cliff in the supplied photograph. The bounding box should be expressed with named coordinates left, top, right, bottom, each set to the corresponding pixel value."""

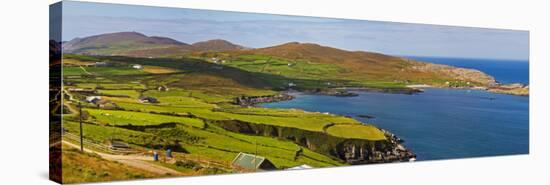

left=209, top=119, right=416, bottom=164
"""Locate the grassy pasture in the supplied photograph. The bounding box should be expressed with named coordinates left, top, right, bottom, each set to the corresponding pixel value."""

left=107, top=96, right=380, bottom=136
left=61, top=54, right=391, bottom=172
left=111, top=101, right=228, bottom=120
left=63, top=66, right=147, bottom=76
left=76, top=83, right=146, bottom=90
left=142, top=65, right=180, bottom=74
left=63, top=120, right=344, bottom=169
left=63, top=121, right=158, bottom=147
left=98, top=89, right=141, bottom=98
left=63, top=53, right=101, bottom=62
left=227, top=54, right=344, bottom=80
left=85, top=109, right=205, bottom=128
left=63, top=58, right=95, bottom=66
left=326, top=124, right=386, bottom=140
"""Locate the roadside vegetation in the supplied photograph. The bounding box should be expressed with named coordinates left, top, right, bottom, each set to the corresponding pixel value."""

left=61, top=144, right=163, bottom=184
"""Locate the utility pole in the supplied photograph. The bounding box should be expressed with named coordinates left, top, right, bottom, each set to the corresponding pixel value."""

left=254, top=138, right=258, bottom=172
left=79, top=102, right=83, bottom=152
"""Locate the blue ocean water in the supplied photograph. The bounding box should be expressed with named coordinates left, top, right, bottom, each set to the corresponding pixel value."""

left=408, top=56, right=529, bottom=84
left=263, top=89, right=529, bottom=161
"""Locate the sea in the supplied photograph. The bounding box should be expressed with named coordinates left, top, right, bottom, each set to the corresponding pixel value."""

left=409, top=56, right=529, bottom=84
left=262, top=57, right=529, bottom=161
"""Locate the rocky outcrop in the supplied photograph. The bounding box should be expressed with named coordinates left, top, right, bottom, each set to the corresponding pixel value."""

left=304, top=89, right=359, bottom=97
left=234, top=94, right=294, bottom=106
left=336, top=87, right=423, bottom=95
left=488, top=83, right=529, bottom=96
left=410, top=62, right=497, bottom=86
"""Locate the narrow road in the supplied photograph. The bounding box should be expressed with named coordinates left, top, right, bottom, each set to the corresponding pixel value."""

left=62, top=141, right=184, bottom=176
left=79, top=65, right=93, bottom=75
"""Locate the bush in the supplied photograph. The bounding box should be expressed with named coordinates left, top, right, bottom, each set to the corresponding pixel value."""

left=174, top=160, right=198, bottom=169
left=101, top=172, right=110, bottom=177
left=199, top=167, right=224, bottom=175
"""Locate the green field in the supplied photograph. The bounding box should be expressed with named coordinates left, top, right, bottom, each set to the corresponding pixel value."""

left=98, top=89, right=141, bottom=98
left=85, top=109, right=205, bottom=128
left=326, top=125, right=386, bottom=140
left=61, top=54, right=391, bottom=173
left=63, top=66, right=147, bottom=76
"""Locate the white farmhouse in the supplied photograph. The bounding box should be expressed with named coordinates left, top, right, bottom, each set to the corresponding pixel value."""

left=132, top=64, right=143, bottom=69
left=86, top=96, right=102, bottom=103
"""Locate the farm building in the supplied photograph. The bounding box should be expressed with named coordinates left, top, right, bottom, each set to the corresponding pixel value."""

left=288, top=82, right=296, bottom=88
left=157, top=85, right=169, bottom=91
left=231, top=152, right=276, bottom=171
left=211, top=57, right=219, bottom=63
left=85, top=96, right=102, bottom=104
left=139, top=96, right=159, bottom=103
left=286, top=164, right=313, bottom=170
left=132, top=64, right=143, bottom=69
left=94, top=61, right=110, bottom=67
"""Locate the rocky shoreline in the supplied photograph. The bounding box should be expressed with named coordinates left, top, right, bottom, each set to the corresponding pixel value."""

left=234, top=93, right=294, bottom=106
left=234, top=86, right=423, bottom=107
left=376, top=129, right=417, bottom=163
left=303, top=89, right=359, bottom=97
left=343, top=129, right=417, bottom=164
left=488, top=83, right=529, bottom=96
left=408, top=83, right=529, bottom=96
left=336, top=87, right=423, bottom=95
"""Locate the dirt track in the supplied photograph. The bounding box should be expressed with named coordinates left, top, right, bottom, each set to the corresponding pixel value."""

left=62, top=141, right=184, bottom=176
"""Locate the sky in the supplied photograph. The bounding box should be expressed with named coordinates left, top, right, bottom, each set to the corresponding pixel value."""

left=61, top=1, right=529, bottom=61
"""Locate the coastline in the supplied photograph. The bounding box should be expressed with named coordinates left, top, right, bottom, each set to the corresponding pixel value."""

left=335, top=87, right=423, bottom=95
left=230, top=80, right=527, bottom=164
left=248, top=91, right=418, bottom=163
left=261, top=86, right=528, bottom=161
left=406, top=84, right=529, bottom=96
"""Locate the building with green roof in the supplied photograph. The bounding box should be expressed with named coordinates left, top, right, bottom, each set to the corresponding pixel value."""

left=231, top=152, right=276, bottom=171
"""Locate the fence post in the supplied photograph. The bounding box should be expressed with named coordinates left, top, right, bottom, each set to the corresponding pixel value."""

left=79, top=102, right=83, bottom=152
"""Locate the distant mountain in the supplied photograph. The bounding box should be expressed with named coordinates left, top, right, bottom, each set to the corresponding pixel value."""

left=192, top=39, right=246, bottom=52
left=63, top=32, right=246, bottom=56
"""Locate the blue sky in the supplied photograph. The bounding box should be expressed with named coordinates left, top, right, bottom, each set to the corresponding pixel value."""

left=61, top=1, right=529, bottom=61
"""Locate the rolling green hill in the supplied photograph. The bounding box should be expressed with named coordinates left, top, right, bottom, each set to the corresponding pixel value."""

left=60, top=52, right=408, bottom=170
left=211, top=42, right=497, bottom=88
left=64, top=32, right=496, bottom=89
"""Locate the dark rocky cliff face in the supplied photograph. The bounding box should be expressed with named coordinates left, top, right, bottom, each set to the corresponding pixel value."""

left=209, top=119, right=414, bottom=164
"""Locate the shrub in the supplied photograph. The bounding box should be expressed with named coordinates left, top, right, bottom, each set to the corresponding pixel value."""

left=174, top=160, right=198, bottom=169
left=199, top=167, right=224, bottom=175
